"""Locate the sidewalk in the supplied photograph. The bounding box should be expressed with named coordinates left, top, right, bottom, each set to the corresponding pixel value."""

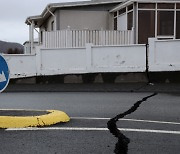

left=4, top=83, right=180, bottom=93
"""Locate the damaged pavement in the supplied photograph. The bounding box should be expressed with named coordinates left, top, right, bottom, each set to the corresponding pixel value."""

left=107, top=93, right=158, bottom=154
left=0, top=84, right=180, bottom=154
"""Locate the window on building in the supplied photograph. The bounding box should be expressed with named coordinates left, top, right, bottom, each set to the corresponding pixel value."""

left=114, top=12, right=118, bottom=30
left=40, top=31, right=43, bottom=43
left=128, top=4, right=133, bottom=11
left=118, top=8, right=126, bottom=16
left=114, top=18, right=117, bottom=30
left=176, top=11, right=180, bottom=39
left=51, top=21, right=54, bottom=31
left=138, top=10, right=155, bottom=44
left=127, top=4, right=133, bottom=30
left=157, top=3, right=174, bottom=9
left=127, top=11, right=133, bottom=30
left=177, top=3, right=180, bottom=9
left=138, top=2, right=178, bottom=42
left=138, top=3, right=155, bottom=9
left=157, top=11, right=174, bottom=36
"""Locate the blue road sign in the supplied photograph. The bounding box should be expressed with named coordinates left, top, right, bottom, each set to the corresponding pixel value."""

left=0, top=55, right=10, bottom=93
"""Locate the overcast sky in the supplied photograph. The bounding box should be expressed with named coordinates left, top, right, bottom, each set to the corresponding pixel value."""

left=0, top=0, right=87, bottom=44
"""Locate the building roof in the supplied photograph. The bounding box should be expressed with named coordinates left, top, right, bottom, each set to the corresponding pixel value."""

left=25, top=0, right=123, bottom=27
left=110, top=0, right=180, bottom=12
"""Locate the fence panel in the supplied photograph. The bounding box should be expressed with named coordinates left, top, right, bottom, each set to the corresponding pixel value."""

left=148, top=38, right=180, bottom=71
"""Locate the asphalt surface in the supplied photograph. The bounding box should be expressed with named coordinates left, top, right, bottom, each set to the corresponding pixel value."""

left=2, top=127, right=180, bottom=154
left=0, top=89, right=180, bottom=154
left=4, top=83, right=180, bottom=93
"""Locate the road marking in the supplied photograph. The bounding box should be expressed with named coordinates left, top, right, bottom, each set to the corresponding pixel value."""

left=6, top=127, right=180, bottom=135
left=0, top=71, right=6, bottom=82
left=71, top=117, right=180, bottom=125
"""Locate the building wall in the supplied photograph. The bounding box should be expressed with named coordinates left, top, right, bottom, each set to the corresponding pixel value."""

left=57, top=10, right=110, bottom=30
left=24, top=43, right=30, bottom=54
left=39, top=3, right=121, bottom=32
left=108, top=13, right=114, bottom=30
left=24, top=42, right=39, bottom=54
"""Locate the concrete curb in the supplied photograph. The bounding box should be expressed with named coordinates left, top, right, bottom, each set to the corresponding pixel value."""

left=0, top=110, right=70, bottom=128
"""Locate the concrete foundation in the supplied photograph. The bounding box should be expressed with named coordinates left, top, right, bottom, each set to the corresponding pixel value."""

left=8, top=72, right=180, bottom=84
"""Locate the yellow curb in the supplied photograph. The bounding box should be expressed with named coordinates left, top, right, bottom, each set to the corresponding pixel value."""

left=0, top=110, right=70, bottom=128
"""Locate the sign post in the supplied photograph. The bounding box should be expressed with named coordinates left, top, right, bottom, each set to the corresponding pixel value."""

left=0, top=55, right=10, bottom=93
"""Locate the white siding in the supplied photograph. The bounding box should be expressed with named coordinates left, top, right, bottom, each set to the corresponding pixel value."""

left=59, top=10, right=109, bottom=30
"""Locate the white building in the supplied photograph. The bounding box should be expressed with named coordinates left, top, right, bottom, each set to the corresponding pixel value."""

left=3, top=0, right=180, bottom=83
left=23, top=39, right=38, bottom=54
left=111, top=0, right=180, bottom=44
left=25, top=0, right=180, bottom=51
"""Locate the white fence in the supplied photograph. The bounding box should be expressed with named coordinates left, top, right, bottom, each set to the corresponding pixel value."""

left=3, top=54, right=36, bottom=78
left=3, top=38, right=180, bottom=79
left=148, top=38, right=180, bottom=72
left=42, top=29, right=134, bottom=48
left=38, top=44, right=146, bottom=76
left=3, top=44, right=146, bottom=79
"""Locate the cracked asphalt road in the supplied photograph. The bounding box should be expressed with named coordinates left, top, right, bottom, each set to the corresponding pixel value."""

left=0, top=92, right=180, bottom=154
left=107, top=93, right=158, bottom=154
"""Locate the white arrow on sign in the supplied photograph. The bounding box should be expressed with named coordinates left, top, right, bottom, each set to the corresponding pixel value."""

left=0, top=71, right=7, bottom=82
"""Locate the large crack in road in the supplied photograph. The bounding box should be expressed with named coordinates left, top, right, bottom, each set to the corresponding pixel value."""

left=107, top=93, right=158, bottom=154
